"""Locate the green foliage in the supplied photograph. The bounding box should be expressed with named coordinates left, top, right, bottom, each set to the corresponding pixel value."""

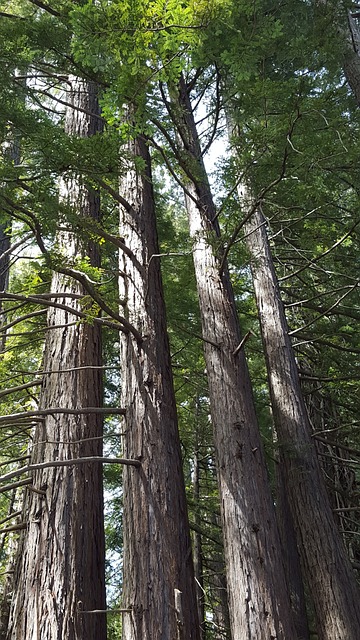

left=1, top=0, right=360, bottom=632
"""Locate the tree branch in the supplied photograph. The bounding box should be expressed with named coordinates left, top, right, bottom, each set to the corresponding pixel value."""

left=26, top=0, right=61, bottom=17
left=0, top=456, right=141, bottom=484
left=0, top=380, right=43, bottom=399
left=0, top=407, right=126, bottom=425
left=289, top=281, right=359, bottom=336
left=0, top=523, right=27, bottom=534
left=0, top=292, right=125, bottom=332
left=0, top=479, right=32, bottom=495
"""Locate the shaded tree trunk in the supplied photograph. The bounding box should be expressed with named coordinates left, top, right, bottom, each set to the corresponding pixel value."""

left=206, top=511, right=231, bottom=640
left=119, top=131, right=199, bottom=640
left=0, top=95, right=21, bottom=351
left=0, top=490, right=18, bottom=640
left=6, top=77, right=107, bottom=640
left=342, top=9, right=360, bottom=104
left=166, top=75, right=295, bottom=639
left=0, top=223, right=10, bottom=352
left=303, top=384, right=360, bottom=578
left=0, top=226, right=10, bottom=297
left=244, top=206, right=360, bottom=640
left=192, top=447, right=206, bottom=640
left=274, top=440, right=310, bottom=640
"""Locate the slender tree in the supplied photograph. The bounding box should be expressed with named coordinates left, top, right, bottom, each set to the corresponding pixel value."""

left=0, top=224, right=10, bottom=352
left=159, top=74, right=296, bottom=639
left=0, top=74, right=22, bottom=351
left=242, top=205, right=360, bottom=639
left=119, top=127, right=200, bottom=639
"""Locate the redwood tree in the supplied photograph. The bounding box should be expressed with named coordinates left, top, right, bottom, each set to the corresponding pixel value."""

left=159, top=74, right=296, bottom=640
left=243, top=206, right=360, bottom=640
left=118, top=129, right=200, bottom=639
left=6, top=77, right=107, bottom=640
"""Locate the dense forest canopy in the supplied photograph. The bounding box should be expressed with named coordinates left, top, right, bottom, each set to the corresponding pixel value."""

left=0, top=1, right=359, bottom=639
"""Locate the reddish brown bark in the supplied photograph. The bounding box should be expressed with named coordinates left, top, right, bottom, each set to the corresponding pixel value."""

left=6, top=78, right=107, bottom=640
left=166, top=76, right=295, bottom=639
left=119, top=133, right=199, bottom=640
left=244, top=206, right=360, bottom=640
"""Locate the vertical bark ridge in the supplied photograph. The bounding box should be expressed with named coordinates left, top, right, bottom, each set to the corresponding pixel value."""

left=168, top=75, right=295, bottom=639
left=119, top=132, right=199, bottom=640
left=6, top=77, right=107, bottom=640
left=244, top=206, right=360, bottom=639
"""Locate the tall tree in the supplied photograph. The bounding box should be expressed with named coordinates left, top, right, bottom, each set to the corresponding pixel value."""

left=243, top=205, right=360, bottom=639
left=159, top=74, right=296, bottom=639
left=118, top=127, right=200, bottom=639
left=0, top=71, right=23, bottom=351
left=0, top=224, right=10, bottom=352
left=6, top=77, right=107, bottom=640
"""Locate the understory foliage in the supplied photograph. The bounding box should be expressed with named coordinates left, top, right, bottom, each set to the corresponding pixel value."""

left=0, top=1, right=359, bottom=639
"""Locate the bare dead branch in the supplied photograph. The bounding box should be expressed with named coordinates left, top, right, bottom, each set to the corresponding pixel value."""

left=0, top=309, right=47, bottom=333
left=0, top=479, right=32, bottom=495
left=289, top=281, right=359, bottom=336
left=280, top=218, right=360, bottom=283
left=78, top=606, right=132, bottom=614
left=0, top=456, right=141, bottom=484
left=0, top=523, right=27, bottom=534
left=27, top=86, right=104, bottom=122
left=0, top=511, right=22, bottom=527
left=0, top=456, right=30, bottom=469
left=32, top=433, right=123, bottom=447
left=0, top=407, right=126, bottom=425
left=0, top=292, right=125, bottom=331
left=0, top=233, right=33, bottom=263
left=233, top=330, right=253, bottom=356
left=0, top=380, right=43, bottom=399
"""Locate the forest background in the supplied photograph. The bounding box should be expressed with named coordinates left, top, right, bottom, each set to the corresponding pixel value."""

left=0, top=1, right=359, bottom=639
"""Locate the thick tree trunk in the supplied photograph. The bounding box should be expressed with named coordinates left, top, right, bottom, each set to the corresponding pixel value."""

left=119, top=133, right=199, bottom=640
left=6, top=78, right=107, bottom=640
left=244, top=206, right=360, bottom=640
left=168, top=76, right=295, bottom=639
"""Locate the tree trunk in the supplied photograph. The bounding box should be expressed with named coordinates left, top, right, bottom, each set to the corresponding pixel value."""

left=0, top=226, right=10, bottom=296
left=0, top=92, right=21, bottom=351
left=274, top=440, right=310, bottom=640
left=342, top=10, right=360, bottom=104
left=206, top=511, right=231, bottom=640
left=192, top=447, right=205, bottom=640
left=6, top=77, right=107, bottom=640
left=244, top=206, right=360, bottom=640
left=0, top=223, right=10, bottom=352
left=119, top=132, right=199, bottom=640
left=167, top=75, right=295, bottom=640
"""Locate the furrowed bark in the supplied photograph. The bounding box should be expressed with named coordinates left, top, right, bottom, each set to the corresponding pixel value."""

left=244, top=206, right=360, bottom=640
left=167, top=75, right=295, bottom=639
left=119, top=131, right=199, bottom=640
left=6, top=77, right=107, bottom=640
